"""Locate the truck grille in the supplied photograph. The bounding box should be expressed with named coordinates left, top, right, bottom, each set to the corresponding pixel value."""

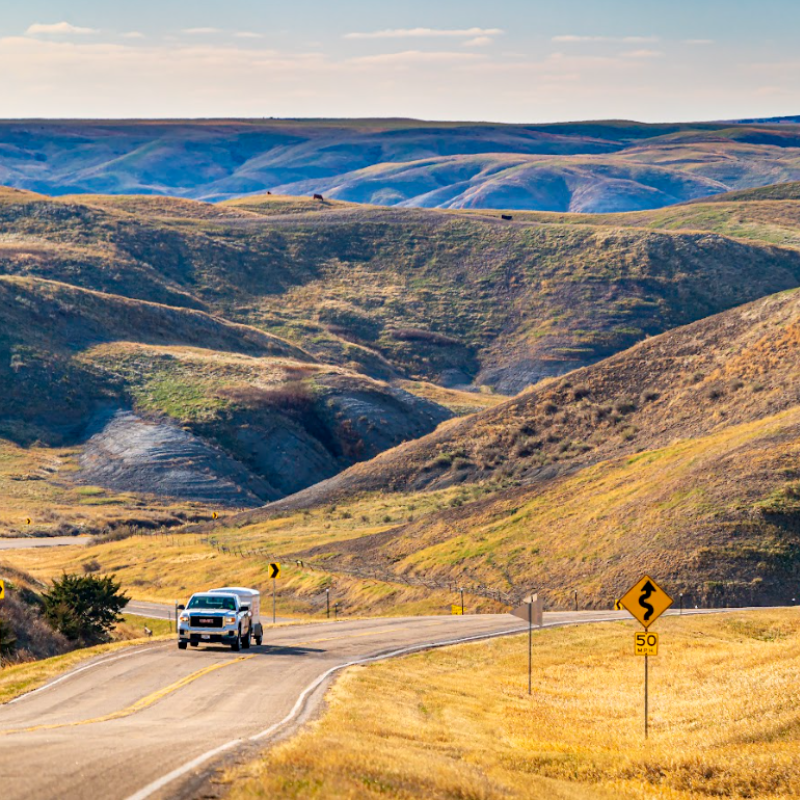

left=190, top=615, right=223, bottom=628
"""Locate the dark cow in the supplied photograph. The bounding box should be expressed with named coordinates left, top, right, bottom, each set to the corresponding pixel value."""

left=501, top=214, right=513, bottom=221
left=313, top=193, right=324, bottom=201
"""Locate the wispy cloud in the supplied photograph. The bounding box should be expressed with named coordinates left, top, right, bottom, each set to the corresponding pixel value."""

left=181, top=27, right=221, bottom=35
left=463, top=36, right=494, bottom=47
left=345, top=27, right=503, bottom=40
left=684, top=39, right=714, bottom=45
left=553, top=35, right=658, bottom=43
left=620, top=49, right=663, bottom=59
left=121, top=32, right=145, bottom=40
left=234, top=32, right=263, bottom=39
left=347, top=50, right=485, bottom=66
left=26, top=22, right=98, bottom=36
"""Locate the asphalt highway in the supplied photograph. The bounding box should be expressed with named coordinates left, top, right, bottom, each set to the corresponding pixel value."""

left=0, top=536, right=91, bottom=550
left=0, top=609, right=716, bottom=800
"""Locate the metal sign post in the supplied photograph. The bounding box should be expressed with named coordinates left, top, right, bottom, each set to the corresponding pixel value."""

left=0, top=578, right=4, bottom=670
left=511, top=593, right=543, bottom=696
left=268, top=563, right=280, bottom=624
left=645, top=653, right=649, bottom=737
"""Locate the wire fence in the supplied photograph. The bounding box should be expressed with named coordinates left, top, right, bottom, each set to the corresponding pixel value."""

left=132, top=529, right=523, bottom=605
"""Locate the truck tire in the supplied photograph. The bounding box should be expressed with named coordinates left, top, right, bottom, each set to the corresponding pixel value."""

left=231, top=630, right=241, bottom=651
left=178, top=641, right=187, bottom=650
left=190, top=641, right=199, bottom=647
left=242, top=631, right=251, bottom=649
left=255, top=634, right=263, bottom=646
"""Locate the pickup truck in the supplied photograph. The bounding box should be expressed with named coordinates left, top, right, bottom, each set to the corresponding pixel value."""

left=177, top=587, right=263, bottom=650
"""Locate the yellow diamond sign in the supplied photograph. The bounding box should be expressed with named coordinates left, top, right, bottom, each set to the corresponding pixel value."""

left=620, top=575, right=673, bottom=629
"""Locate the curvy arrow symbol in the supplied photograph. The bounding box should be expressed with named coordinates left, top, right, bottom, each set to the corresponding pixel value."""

left=639, top=580, right=656, bottom=621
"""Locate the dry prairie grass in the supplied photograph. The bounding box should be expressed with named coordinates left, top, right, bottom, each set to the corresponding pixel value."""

left=224, top=609, right=800, bottom=800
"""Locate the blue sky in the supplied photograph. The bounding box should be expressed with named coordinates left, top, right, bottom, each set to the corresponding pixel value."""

left=2, top=1, right=799, bottom=121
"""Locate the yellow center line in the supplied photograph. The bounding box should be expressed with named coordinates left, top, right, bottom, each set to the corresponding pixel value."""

left=1, top=655, right=254, bottom=737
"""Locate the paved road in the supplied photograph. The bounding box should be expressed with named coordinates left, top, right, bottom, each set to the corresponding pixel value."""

left=0, top=536, right=91, bottom=550
left=0, top=609, right=719, bottom=800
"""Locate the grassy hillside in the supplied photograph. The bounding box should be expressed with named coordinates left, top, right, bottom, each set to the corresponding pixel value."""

left=218, top=289, right=800, bottom=606
left=259, top=288, right=800, bottom=505
left=4, top=188, right=800, bottom=394
left=4, top=118, right=800, bottom=212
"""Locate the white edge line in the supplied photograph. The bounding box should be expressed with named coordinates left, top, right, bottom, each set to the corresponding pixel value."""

left=124, top=740, right=242, bottom=800
left=7, top=644, right=170, bottom=705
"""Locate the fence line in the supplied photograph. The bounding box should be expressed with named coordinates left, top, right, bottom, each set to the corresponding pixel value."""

left=132, top=530, right=523, bottom=604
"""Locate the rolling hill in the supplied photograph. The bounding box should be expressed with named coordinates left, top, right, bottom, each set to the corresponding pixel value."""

left=227, top=288, right=800, bottom=606
left=5, top=187, right=800, bottom=395
left=4, top=118, right=800, bottom=212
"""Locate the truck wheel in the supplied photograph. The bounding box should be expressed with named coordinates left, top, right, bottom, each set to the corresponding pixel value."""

left=231, top=630, right=241, bottom=651
left=178, top=641, right=187, bottom=650
left=255, top=635, right=263, bottom=646
left=190, top=641, right=198, bottom=647
left=242, top=631, right=251, bottom=649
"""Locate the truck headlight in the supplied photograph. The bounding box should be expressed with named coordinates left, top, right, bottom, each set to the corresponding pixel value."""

left=179, top=614, right=189, bottom=622
left=224, top=615, right=236, bottom=625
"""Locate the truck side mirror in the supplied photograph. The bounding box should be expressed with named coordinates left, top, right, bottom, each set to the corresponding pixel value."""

left=240, top=604, right=250, bottom=612
left=177, top=604, right=186, bottom=611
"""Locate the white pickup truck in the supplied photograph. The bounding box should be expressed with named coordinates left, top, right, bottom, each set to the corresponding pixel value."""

left=177, top=586, right=264, bottom=651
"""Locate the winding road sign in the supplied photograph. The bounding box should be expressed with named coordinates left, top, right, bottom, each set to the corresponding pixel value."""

left=614, top=599, right=623, bottom=610
left=0, top=579, right=4, bottom=600
left=620, top=575, right=672, bottom=629
left=269, top=563, right=280, bottom=579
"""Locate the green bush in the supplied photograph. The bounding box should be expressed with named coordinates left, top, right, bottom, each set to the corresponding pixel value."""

left=42, top=573, right=128, bottom=645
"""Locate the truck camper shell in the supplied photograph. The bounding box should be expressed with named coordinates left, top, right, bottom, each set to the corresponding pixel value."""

left=208, top=587, right=263, bottom=643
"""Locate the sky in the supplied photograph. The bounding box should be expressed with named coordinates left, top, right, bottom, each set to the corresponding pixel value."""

left=2, top=0, right=800, bottom=123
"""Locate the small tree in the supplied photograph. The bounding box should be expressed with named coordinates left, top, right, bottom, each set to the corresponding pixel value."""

left=42, top=574, right=128, bottom=644
left=0, top=618, right=16, bottom=659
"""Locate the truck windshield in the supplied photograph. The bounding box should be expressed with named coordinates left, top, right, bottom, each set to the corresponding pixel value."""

left=187, top=595, right=236, bottom=611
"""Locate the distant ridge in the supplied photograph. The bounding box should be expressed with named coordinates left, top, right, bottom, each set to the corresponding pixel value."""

left=3, top=117, right=800, bottom=211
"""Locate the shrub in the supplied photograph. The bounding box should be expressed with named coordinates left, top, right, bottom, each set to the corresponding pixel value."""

left=571, top=385, right=590, bottom=401
left=614, top=398, right=637, bottom=414
left=42, top=573, right=129, bottom=645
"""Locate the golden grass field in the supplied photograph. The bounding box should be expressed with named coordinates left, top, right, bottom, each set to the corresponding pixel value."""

left=223, top=609, right=800, bottom=800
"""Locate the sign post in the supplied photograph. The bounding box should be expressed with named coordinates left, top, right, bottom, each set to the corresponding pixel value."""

left=268, top=563, right=280, bottom=624
left=0, top=578, right=4, bottom=669
left=620, top=575, right=672, bottom=738
left=511, top=593, right=543, bottom=695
